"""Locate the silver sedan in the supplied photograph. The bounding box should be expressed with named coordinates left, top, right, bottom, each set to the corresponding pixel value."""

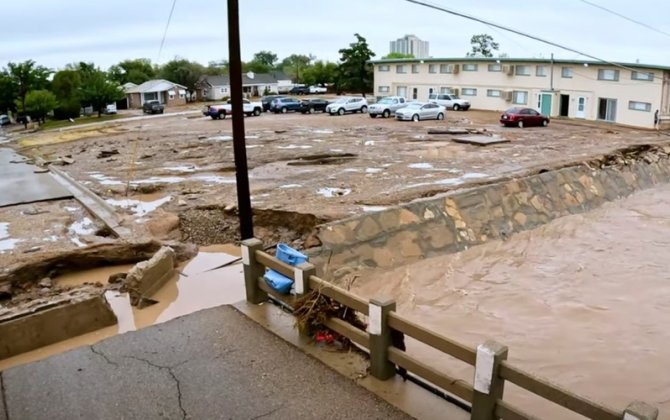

left=395, top=102, right=446, bottom=121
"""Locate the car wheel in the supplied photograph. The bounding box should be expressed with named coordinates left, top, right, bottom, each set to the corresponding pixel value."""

left=281, top=107, right=287, bottom=113
left=437, top=112, right=444, bottom=120
left=518, top=120, right=524, bottom=128
left=382, top=109, right=390, bottom=118
left=338, top=108, right=345, bottom=116
left=542, top=119, right=549, bottom=127
left=412, top=114, right=420, bottom=122
left=308, top=107, right=314, bottom=114
left=360, top=106, right=368, bottom=114
left=453, top=104, right=460, bottom=111
left=253, top=108, right=261, bottom=116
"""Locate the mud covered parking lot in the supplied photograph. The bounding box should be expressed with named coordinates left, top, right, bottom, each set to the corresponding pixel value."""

left=7, top=105, right=670, bottom=248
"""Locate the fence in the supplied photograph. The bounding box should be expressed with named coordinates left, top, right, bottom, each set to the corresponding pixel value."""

left=241, top=238, right=659, bottom=420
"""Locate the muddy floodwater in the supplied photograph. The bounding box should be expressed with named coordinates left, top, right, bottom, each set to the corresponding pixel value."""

left=353, top=184, right=670, bottom=418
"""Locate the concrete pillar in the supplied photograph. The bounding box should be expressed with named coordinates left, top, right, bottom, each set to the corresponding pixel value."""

left=624, top=401, right=659, bottom=420
left=368, top=297, right=396, bottom=380
left=471, top=340, right=508, bottom=420
left=241, top=238, right=267, bottom=304
left=294, top=262, right=315, bottom=299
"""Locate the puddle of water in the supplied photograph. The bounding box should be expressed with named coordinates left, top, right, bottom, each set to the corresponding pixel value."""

left=64, top=206, right=79, bottom=212
left=330, top=148, right=344, bottom=152
left=164, top=165, right=197, bottom=172
left=461, top=172, right=489, bottom=180
left=277, top=145, right=312, bottom=149
left=409, top=163, right=434, bottom=169
left=246, top=145, right=262, bottom=149
left=362, top=205, right=388, bottom=212
left=131, top=176, right=185, bottom=185
left=70, top=237, right=86, bottom=248
left=312, top=129, right=333, bottom=134
left=207, top=135, right=233, bottom=141
left=55, top=264, right=134, bottom=288
left=69, top=217, right=96, bottom=236
left=279, top=184, right=302, bottom=189
left=89, top=173, right=123, bottom=186
left=364, top=140, right=375, bottom=146
left=191, top=174, right=236, bottom=184
left=366, top=168, right=383, bottom=174
left=317, top=187, right=352, bottom=198
left=106, top=196, right=172, bottom=217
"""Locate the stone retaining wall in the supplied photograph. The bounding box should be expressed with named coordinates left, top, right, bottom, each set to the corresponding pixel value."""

left=310, top=146, right=670, bottom=277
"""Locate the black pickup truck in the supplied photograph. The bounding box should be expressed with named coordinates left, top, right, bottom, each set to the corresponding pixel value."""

left=142, top=100, right=164, bottom=114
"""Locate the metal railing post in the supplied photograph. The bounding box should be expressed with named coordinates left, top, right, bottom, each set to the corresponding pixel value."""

left=472, top=340, right=508, bottom=420
left=368, top=297, right=396, bottom=380
left=624, top=401, right=659, bottom=420
left=241, top=238, right=267, bottom=304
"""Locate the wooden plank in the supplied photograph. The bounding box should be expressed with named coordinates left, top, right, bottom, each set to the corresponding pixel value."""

left=388, top=313, right=476, bottom=365
left=257, top=277, right=296, bottom=309
left=255, top=250, right=294, bottom=279
left=323, top=318, right=370, bottom=348
left=499, top=362, right=620, bottom=420
left=387, top=347, right=474, bottom=403
left=495, top=400, right=539, bottom=420
left=452, top=135, right=510, bottom=146
left=309, top=276, right=369, bottom=315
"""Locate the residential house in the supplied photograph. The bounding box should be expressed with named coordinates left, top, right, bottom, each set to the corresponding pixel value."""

left=371, top=57, right=670, bottom=129
left=125, top=79, right=188, bottom=109
left=196, top=72, right=294, bottom=101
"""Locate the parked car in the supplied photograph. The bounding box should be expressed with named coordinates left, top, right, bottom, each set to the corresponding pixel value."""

left=368, top=96, right=407, bottom=118
left=500, top=107, right=549, bottom=128
left=261, top=95, right=285, bottom=112
left=325, top=97, right=368, bottom=116
left=104, top=103, right=117, bottom=114
left=0, top=114, right=10, bottom=126
left=395, top=102, right=445, bottom=121
left=143, top=100, right=164, bottom=114
left=308, top=85, right=327, bottom=94
left=271, top=97, right=303, bottom=113
left=203, top=99, right=263, bottom=119
left=428, top=93, right=470, bottom=111
left=289, top=86, right=310, bottom=95
left=298, top=99, right=329, bottom=114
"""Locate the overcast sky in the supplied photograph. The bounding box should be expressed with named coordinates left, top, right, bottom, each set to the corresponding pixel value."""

left=1, top=0, right=669, bottom=70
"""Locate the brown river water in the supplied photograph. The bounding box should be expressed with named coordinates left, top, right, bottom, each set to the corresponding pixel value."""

left=353, top=184, right=670, bottom=418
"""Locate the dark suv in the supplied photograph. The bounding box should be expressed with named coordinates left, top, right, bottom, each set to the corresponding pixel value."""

left=142, top=100, right=164, bottom=114
left=271, top=97, right=302, bottom=113
left=261, top=95, right=284, bottom=112
left=298, top=99, right=329, bottom=114
left=289, top=86, right=310, bottom=95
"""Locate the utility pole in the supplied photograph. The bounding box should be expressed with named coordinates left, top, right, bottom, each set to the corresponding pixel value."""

left=227, top=0, right=254, bottom=240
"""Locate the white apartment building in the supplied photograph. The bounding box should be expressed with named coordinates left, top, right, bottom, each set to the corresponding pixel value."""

left=371, top=57, right=670, bottom=129
left=389, top=35, right=430, bottom=59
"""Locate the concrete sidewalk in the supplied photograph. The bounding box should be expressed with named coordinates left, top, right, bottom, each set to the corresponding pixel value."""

left=0, top=305, right=412, bottom=420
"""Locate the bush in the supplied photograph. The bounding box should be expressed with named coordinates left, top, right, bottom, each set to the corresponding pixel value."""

left=54, top=98, right=81, bottom=119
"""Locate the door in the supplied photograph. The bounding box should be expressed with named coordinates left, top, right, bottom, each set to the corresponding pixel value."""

left=576, top=96, right=586, bottom=118
left=396, top=86, right=407, bottom=98
left=559, top=94, right=569, bottom=117
left=540, top=93, right=552, bottom=115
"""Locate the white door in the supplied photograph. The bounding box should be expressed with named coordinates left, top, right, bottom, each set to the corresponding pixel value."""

left=576, top=96, right=586, bottom=118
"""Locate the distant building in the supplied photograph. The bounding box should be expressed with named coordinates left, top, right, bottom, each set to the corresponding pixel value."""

left=389, top=35, right=429, bottom=58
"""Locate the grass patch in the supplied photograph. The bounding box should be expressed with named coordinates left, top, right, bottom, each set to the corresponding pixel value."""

left=40, top=114, right=126, bottom=131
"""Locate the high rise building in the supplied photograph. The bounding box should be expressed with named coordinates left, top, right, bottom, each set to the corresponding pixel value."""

left=389, top=34, right=429, bottom=58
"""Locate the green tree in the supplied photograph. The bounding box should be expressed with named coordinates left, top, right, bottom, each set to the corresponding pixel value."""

left=280, top=54, right=314, bottom=83
left=336, top=33, right=375, bottom=96
left=159, top=58, right=205, bottom=100
left=0, top=71, right=17, bottom=114
left=20, top=90, right=58, bottom=124
left=382, top=52, right=415, bottom=59
left=302, top=60, right=338, bottom=86
left=6, top=60, right=52, bottom=115
left=51, top=70, right=82, bottom=119
left=467, top=34, right=499, bottom=57
left=108, top=58, right=156, bottom=85
left=80, top=70, right=125, bottom=117
left=245, top=50, right=278, bottom=74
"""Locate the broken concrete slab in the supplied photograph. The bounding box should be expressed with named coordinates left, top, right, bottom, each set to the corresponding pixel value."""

left=428, top=128, right=471, bottom=135
left=0, top=287, right=117, bottom=359
left=452, top=135, right=510, bottom=146
left=123, top=246, right=176, bottom=306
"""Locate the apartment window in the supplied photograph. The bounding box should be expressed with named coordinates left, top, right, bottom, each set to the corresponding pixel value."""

left=488, top=63, right=502, bottom=72
left=396, top=86, right=407, bottom=98
left=536, top=65, right=548, bottom=77
left=598, top=69, right=620, bottom=81
left=378, top=85, right=390, bottom=93
left=515, top=65, right=531, bottom=76
left=411, top=64, right=420, bottom=74
left=463, top=63, right=478, bottom=72
left=379, top=65, right=390, bottom=72
left=513, top=91, right=528, bottom=105
left=487, top=89, right=502, bottom=97
left=396, top=65, right=407, bottom=74
left=461, top=88, right=477, bottom=96
left=429, top=64, right=437, bottom=74
left=440, top=64, right=450, bottom=73
left=631, top=71, right=654, bottom=81
left=628, top=101, right=652, bottom=112
left=597, top=98, right=617, bottom=121
left=440, top=87, right=450, bottom=94
left=412, top=87, right=418, bottom=100
left=561, top=67, right=573, bottom=78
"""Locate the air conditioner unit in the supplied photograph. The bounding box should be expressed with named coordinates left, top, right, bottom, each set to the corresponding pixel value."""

left=505, top=65, right=515, bottom=76
left=504, top=91, right=514, bottom=102
left=452, top=64, right=460, bottom=74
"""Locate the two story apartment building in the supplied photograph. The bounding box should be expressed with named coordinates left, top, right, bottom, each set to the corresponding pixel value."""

left=371, top=57, right=670, bottom=128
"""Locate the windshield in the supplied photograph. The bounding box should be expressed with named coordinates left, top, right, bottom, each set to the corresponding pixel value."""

left=378, top=98, right=395, bottom=104
left=331, top=98, right=348, bottom=104
left=404, top=103, right=422, bottom=109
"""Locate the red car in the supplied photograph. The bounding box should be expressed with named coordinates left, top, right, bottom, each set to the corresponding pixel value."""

left=500, top=107, right=549, bottom=128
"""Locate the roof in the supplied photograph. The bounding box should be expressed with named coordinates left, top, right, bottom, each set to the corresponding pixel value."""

left=197, top=72, right=293, bottom=88
left=369, top=57, right=670, bottom=71
left=125, top=79, right=187, bottom=94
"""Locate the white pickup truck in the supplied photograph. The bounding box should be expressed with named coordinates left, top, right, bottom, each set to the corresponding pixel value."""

left=428, top=93, right=471, bottom=111
left=368, top=96, right=407, bottom=118
left=203, top=99, right=262, bottom=119
left=308, top=85, right=327, bottom=94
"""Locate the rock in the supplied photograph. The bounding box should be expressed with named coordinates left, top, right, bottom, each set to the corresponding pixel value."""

left=0, top=283, right=12, bottom=300
left=108, top=272, right=127, bottom=284
left=177, top=199, right=188, bottom=206
left=303, top=233, right=322, bottom=249
left=61, top=156, right=75, bottom=165
left=40, top=287, right=51, bottom=294
left=146, top=213, right=180, bottom=237
left=38, top=277, right=52, bottom=288
left=197, top=135, right=207, bottom=140
left=224, top=204, right=236, bottom=212
left=23, top=246, right=42, bottom=253
left=124, top=246, right=176, bottom=306
left=96, top=149, right=119, bottom=159
left=140, top=153, right=154, bottom=159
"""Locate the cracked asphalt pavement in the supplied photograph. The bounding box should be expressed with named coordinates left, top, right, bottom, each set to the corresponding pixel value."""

left=0, top=305, right=413, bottom=420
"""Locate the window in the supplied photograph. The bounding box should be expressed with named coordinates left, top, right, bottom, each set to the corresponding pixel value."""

left=487, top=89, right=502, bottom=97
left=463, top=63, right=478, bottom=71
left=411, top=64, right=419, bottom=74
left=461, top=88, right=477, bottom=96
left=412, top=87, right=418, bottom=100
left=536, top=65, right=548, bottom=77
left=379, top=65, right=390, bottom=72
left=440, top=87, right=450, bottom=94
left=515, top=65, right=531, bottom=76
left=378, top=86, right=390, bottom=93
left=628, top=101, right=652, bottom=112
left=144, top=92, right=158, bottom=101
left=429, top=64, right=437, bottom=73
left=169, top=92, right=175, bottom=99
left=488, top=63, right=502, bottom=72
left=396, top=86, right=407, bottom=97
left=597, top=98, right=617, bottom=121
left=561, top=67, right=573, bottom=78
left=513, top=90, right=528, bottom=104
left=598, top=69, right=620, bottom=81
left=440, top=64, right=450, bottom=73
left=396, top=65, right=406, bottom=74
left=631, top=71, right=654, bottom=81
left=179, top=89, right=186, bottom=99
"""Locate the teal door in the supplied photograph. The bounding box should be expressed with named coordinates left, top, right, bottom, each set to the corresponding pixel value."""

left=540, top=93, right=552, bottom=115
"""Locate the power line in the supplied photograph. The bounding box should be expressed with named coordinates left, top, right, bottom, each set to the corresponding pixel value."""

left=157, top=0, right=178, bottom=63
left=577, top=0, right=670, bottom=39
left=404, top=0, right=661, bottom=79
